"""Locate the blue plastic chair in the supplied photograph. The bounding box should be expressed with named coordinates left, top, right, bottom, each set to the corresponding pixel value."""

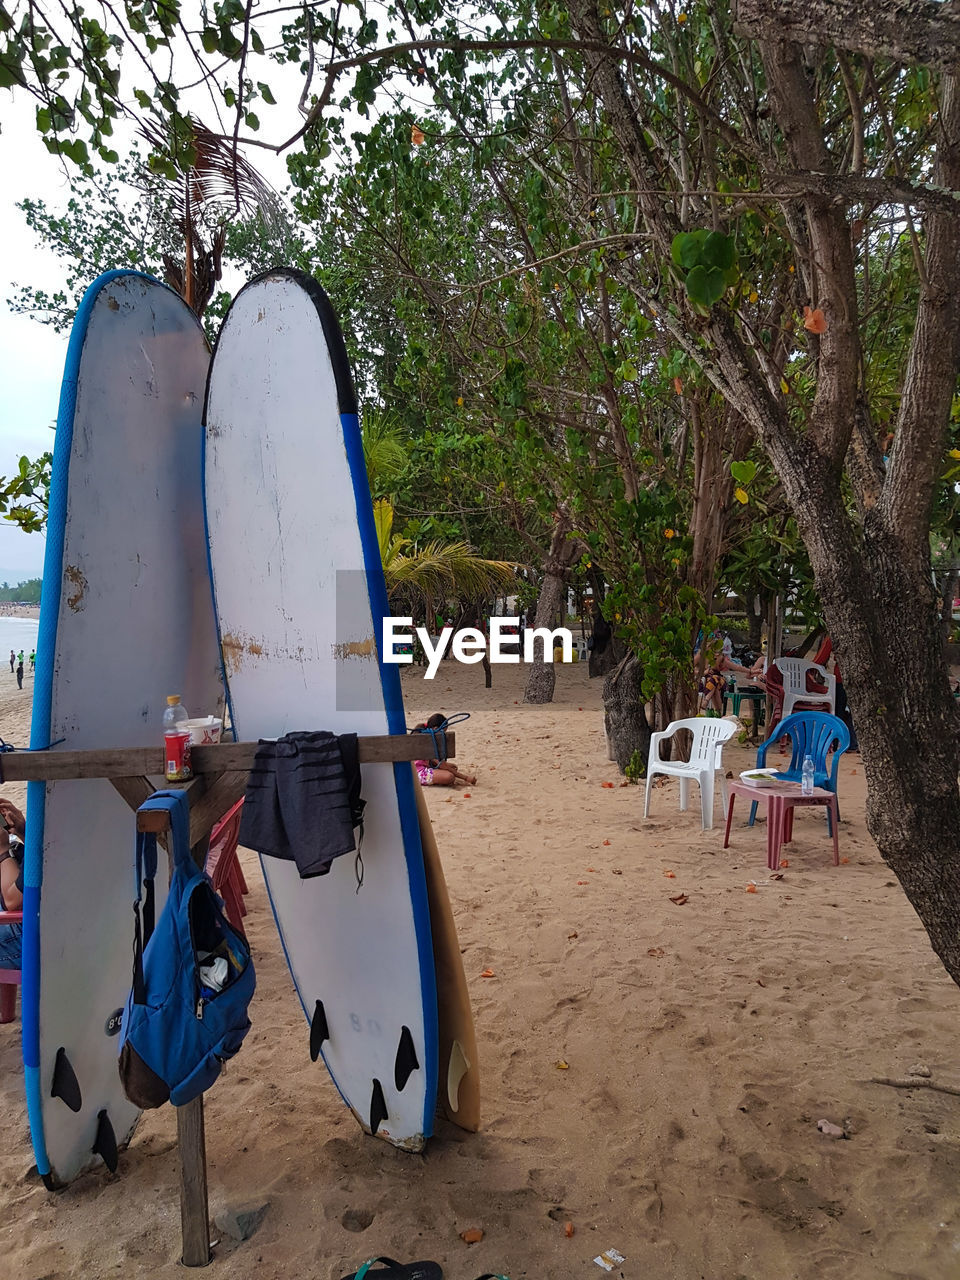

left=748, top=711, right=850, bottom=833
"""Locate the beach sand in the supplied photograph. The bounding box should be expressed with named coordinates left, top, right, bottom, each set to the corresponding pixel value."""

left=2, top=659, right=960, bottom=1278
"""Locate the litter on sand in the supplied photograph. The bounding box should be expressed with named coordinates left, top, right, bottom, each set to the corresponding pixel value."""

left=816, top=1119, right=848, bottom=1139
left=594, top=1246, right=626, bottom=1271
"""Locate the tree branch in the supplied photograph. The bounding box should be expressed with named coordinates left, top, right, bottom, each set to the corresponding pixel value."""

left=733, top=0, right=960, bottom=71
left=760, top=37, right=860, bottom=470
left=880, top=69, right=960, bottom=551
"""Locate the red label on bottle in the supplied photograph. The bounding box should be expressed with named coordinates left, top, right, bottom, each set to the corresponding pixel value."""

left=165, top=731, right=192, bottom=781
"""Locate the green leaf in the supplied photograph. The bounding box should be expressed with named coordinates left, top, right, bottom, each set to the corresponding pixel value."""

left=730, top=460, right=757, bottom=485
left=671, top=230, right=705, bottom=270
left=0, top=55, right=23, bottom=90
left=59, top=138, right=90, bottom=167
left=258, top=81, right=276, bottom=105
left=700, top=231, right=736, bottom=271
left=201, top=27, right=219, bottom=53
left=685, top=264, right=726, bottom=307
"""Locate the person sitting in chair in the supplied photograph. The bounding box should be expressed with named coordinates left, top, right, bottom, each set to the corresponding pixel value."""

left=697, top=633, right=764, bottom=713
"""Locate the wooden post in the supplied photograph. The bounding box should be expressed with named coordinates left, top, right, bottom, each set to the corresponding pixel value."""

left=137, top=818, right=217, bottom=1267
left=174, top=831, right=213, bottom=1267
left=177, top=1097, right=211, bottom=1265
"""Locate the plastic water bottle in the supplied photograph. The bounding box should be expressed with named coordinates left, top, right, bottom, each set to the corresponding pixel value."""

left=801, top=753, right=814, bottom=796
left=163, top=694, right=192, bottom=782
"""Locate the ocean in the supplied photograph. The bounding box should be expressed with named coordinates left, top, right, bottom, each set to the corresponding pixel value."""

left=0, top=615, right=40, bottom=657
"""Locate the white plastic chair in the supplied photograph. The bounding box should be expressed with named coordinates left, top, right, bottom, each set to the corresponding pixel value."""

left=643, top=717, right=737, bottom=831
left=773, top=658, right=836, bottom=719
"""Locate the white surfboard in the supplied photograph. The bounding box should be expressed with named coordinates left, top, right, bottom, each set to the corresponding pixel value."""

left=203, top=269, right=438, bottom=1150
left=24, top=272, right=223, bottom=1187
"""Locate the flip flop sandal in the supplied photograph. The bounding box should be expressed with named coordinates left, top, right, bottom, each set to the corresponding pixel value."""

left=474, top=1274, right=511, bottom=1279
left=339, top=1259, right=443, bottom=1280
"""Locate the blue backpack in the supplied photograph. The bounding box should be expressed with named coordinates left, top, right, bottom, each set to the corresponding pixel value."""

left=118, top=791, right=255, bottom=1108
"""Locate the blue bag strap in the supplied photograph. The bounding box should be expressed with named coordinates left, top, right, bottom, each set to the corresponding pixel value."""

left=139, top=790, right=192, bottom=869
left=409, top=711, right=470, bottom=762
left=131, top=791, right=191, bottom=1005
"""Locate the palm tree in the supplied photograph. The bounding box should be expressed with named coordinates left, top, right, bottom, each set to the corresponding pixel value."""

left=138, top=116, right=282, bottom=317
left=373, top=498, right=516, bottom=620
left=361, top=407, right=408, bottom=497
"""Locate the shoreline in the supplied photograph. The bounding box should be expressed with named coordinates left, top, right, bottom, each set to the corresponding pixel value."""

left=0, top=603, right=40, bottom=619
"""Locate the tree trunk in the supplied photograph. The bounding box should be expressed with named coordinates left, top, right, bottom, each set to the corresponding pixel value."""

left=481, top=650, right=492, bottom=689
left=603, top=653, right=652, bottom=773
left=588, top=609, right=625, bottom=678
left=686, top=400, right=746, bottom=608
left=805, top=518, right=960, bottom=984
left=747, top=594, right=763, bottom=653
left=524, top=512, right=575, bottom=704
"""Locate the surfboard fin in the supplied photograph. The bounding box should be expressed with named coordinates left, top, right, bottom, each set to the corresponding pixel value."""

left=394, top=1025, right=420, bottom=1092
left=447, top=1039, right=472, bottom=1115
left=309, top=1000, right=329, bottom=1062
left=50, top=1047, right=82, bottom=1113
left=370, top=1079, right=388, bottom=1135
left=92, top=1109, right=119, bottom=1173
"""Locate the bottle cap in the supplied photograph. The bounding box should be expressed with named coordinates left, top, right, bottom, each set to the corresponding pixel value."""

left=166, top=694, right=181, bottom=705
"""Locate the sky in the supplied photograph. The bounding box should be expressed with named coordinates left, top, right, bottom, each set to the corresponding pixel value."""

left=0, top=94, right=72, bottom=584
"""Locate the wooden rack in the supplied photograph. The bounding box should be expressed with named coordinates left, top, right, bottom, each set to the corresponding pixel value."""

left=1, top=730, right=454, bottom=1266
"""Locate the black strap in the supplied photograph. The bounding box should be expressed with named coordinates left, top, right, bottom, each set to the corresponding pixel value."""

left=131, top=829, right=158, bottom=1007
left=130, top=792, right=189, bottom=1007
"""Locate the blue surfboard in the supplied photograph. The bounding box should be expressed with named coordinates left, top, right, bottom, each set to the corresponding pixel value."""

left=24, top=272, right=224, bottom=1185
left=203, top=269, right=438, bottom=1149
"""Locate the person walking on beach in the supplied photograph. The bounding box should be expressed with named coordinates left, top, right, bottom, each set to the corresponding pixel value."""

left=15, top=659, right=23, bottom=690
left=8, top=650, right=13, bottom=673
left=29, top=650, right=35, bottom=671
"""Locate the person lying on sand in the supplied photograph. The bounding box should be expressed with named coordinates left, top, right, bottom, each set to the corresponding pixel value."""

left=414, top=713, right=477, bottom=787
left=0, top=798, right=26, bottom=969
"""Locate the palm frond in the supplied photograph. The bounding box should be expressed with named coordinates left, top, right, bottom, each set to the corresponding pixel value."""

left=138, top=116, right=282, bottom=227
left=375, top=499, right=516, bottom=605
left=362, top=407, right=408, bottom=494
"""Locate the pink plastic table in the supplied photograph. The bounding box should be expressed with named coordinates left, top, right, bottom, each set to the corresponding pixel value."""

left=723, top=780, right=840, bottom=871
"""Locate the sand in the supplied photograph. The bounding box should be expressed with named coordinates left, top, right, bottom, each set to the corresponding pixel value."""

left=2, top=657, right=960, bottom=1279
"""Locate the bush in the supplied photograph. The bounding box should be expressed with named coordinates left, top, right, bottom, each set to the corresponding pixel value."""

left=624, top=749, right=645, bottom=784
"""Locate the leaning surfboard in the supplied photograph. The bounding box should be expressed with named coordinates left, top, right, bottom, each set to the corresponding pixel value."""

left=414, top=774, right=481, bottom=1133
left=24, top=271, right=224, bottom=1187
left=203, top=269, right=438, bottom=1150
